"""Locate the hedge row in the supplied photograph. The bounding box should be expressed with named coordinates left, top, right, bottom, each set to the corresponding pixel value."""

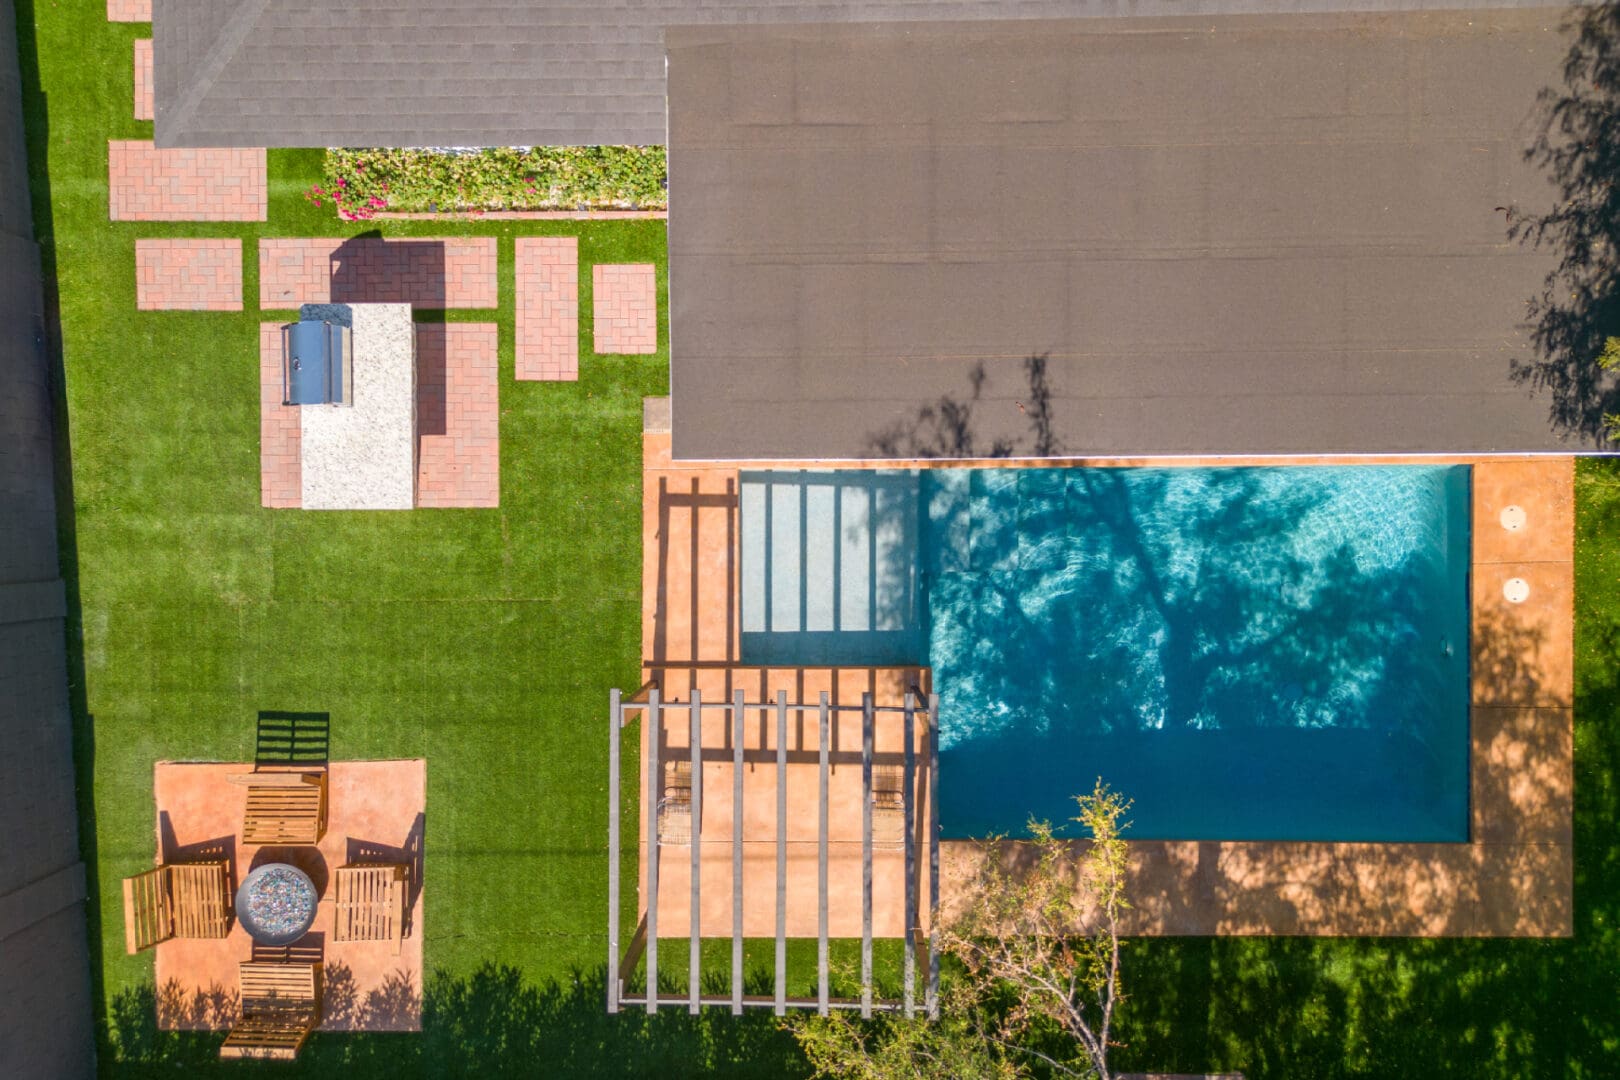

left=311, top=146, right=668, bottom=219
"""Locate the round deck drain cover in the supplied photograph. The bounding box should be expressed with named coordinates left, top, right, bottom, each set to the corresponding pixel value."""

left=1503, top=577, right=1531, bottom=604
left=1500, top=505, right=1527, bottom=532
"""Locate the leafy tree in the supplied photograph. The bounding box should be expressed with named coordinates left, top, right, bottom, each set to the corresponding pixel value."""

left=793, top=781, right=1133, bottom=1079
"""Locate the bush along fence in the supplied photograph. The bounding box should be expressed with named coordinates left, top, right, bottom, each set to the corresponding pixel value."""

left=309, top=146, right=668, bottom=220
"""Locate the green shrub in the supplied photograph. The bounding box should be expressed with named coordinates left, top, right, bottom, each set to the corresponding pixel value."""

left=311, top=146, right=668, bottom=219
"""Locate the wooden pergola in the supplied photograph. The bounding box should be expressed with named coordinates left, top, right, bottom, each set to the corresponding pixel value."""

left=607, top=685, right=941, bottom=1017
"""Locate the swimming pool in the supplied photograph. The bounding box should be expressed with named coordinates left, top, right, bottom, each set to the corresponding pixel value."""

left=741, top=465, right=1472, bottom=843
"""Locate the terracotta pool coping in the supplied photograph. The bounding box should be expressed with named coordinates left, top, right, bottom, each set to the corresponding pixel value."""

left=639, top=417, right=1572, bottom=937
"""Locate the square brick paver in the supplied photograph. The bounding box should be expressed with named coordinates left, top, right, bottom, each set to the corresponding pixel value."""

left=259, top=237, right=497, bottom=309
left=136, top=239, right=241, bottom=311
left=516, top=237, right=578, bottom=380
left=152, top=760, right=425, bottom=1032
left=108, top=0, right=150, bottom=21
left=109, top=141, right=266, bottom=222
left=416, top=324, right=499, bottom=508
left=133, top=39, right=153, bottom=121
left=259, top=323, right=301, bottom=508
left=592, top=263, right=657, bottom=354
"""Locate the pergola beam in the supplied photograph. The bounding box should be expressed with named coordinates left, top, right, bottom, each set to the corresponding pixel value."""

left=902, top=691, right=916, bottom=1018
left=645, top=690, right=661, bottom=1016
left=689, top=688, right=703, bottom=1015
left=861, top=691, right=874, bottom=1019
left=732, top=688, right=745, bottom=1016
left=775, top=689, right=788, bottom=1017
left=608, top=688, right=622, bottom=1014
left=817, top=691, right=830, bottom=1017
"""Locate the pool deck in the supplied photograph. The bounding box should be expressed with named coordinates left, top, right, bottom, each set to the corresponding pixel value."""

left=640, top=401, right=1572, bottom=936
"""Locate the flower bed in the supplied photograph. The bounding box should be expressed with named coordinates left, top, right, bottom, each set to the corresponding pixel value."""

left=311, top=147, right=668, bottom=220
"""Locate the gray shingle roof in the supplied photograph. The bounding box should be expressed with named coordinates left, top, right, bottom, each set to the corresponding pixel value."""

left=668, top=11, right=1607, bottom=459
left=153, top=0, right=1565, bottom=149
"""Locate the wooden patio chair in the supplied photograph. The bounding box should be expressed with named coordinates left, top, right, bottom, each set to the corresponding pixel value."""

left=658, top=758, right=693, bottom=845
left=219, top=961, right=321, bottom=1062
left=227, top=768, right=328, bottom=845
left=331, top=863, right=407, bottom=953
left=121, top=862, right=232, bottom=953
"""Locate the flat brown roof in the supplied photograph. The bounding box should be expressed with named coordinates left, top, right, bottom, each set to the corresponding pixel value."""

left=667, top=10, right=1612, bottom=460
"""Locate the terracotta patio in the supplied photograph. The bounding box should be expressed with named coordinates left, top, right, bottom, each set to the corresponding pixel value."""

left=638, top=397, right=1573, bottom=937
left=149, top=759, right=426, bottom=1031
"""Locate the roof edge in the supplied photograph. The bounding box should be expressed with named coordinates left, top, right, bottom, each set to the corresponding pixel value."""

left=153, top=0, right=271, bottom=149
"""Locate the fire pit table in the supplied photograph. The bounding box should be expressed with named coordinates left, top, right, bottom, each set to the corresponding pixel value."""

left=236, top=863, right=319, bottom=946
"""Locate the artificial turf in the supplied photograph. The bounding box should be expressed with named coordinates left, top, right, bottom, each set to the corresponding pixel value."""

left=18, top=0, right=1620, bottom=1076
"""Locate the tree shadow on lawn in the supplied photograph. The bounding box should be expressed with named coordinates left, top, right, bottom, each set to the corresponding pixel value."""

left=104, top=963, right=810, bottom=1078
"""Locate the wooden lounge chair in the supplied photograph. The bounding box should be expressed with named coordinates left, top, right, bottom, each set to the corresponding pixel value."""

left=227, top=769, right=328, bottom=845
left=332, top=863, right=407, bottom=953
left=871, top=764, right=907, bottom=850
left=121, top=862, right=232, bottom=953
left=219, top=961, right=321, bottom=1062
left=658, top=758, right=693, bottom=845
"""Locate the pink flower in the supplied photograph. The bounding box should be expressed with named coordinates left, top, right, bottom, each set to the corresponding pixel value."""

left=368, top=197, right=385, bottom=208
left=313, top=199, right=322, bottom=206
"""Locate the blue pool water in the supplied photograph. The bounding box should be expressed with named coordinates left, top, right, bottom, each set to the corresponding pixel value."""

left=741, top=465, right=1472, bottom=843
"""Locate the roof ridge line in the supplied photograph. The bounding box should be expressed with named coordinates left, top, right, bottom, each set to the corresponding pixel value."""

left=160, top=0, right=273, bottom=148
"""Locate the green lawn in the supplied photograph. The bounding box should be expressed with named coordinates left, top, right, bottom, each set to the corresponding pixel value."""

left=15, top=1, right=816, bottom=1075
left=19, top=0, right=1620, bottom=1076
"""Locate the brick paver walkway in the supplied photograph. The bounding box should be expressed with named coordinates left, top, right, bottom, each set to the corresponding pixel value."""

left=592, top=263, right=657, bottom=354
left=133, top=39, right=153, bottom=121
left=108, top=141, right=267, bottom=222
left=135, top=239, right=242, bottom=311
left=417, top=324, right=499, bottom=508
left=259, top=237, right=497, bottom=309
left=259, top=324, right=301, bottom=508
left=107, top=0, right=150, bottom=21
left=515, top=237, right=579, bottom=380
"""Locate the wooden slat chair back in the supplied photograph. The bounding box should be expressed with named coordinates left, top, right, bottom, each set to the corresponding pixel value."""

left=228, top=770, right=328, bottom=845
left=332, top=863, right=407, bottom=953
left=219, top=961, right=321, bottom=1062
left=122, top=862, right=231, bottom=954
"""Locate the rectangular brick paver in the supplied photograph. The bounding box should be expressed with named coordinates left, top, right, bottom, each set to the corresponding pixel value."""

left=259, top=323, right=301, bottom=508
left=417, top=324, right=499, bottom=508
left=136, top=239, right=242, bottom=311
left=109, top=141, right=266, bottom=222
left=133, top=39, right=153, bottom=121
left=108, top=0, right=150, bottom=21
left=259, top=237, right=497, bottom=309
left=516, top=237, right=579, bottom=380
left=592, top=263, right=657, bottom=354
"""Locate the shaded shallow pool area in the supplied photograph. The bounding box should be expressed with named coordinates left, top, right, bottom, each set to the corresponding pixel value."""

left=741, top=465, right=1471, bottom=843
